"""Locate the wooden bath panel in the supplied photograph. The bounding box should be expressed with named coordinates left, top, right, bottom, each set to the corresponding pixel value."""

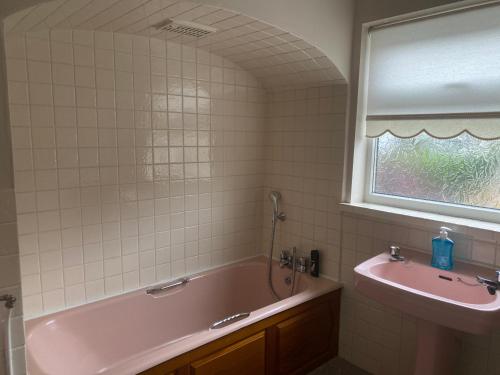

left=139, top=289, right=341, bottom=375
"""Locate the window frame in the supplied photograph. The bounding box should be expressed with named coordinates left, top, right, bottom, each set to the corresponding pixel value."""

left=353, top=2, right=500, bottom=225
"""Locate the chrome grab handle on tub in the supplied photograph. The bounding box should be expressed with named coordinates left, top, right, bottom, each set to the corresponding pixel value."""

left=146, top=277, right=189, bottom=296
left=210, top=312, right=250, bottom=330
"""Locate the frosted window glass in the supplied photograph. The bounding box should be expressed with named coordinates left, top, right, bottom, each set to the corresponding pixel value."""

left=373, top=133, right=500, bottom=210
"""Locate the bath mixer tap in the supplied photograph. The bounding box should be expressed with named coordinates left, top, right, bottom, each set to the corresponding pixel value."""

left=279, top=249, right=308, bottom=272
left=296, top=257, right=307, bottom=273
left=476, top=271, right=500, bottom=295
left=389, top=245, right=405, bottom=262
left=280, top=249, right=293, bottom=268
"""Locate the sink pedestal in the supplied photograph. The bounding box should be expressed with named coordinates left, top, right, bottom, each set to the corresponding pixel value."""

left=414, top=319, right=460, bottom=375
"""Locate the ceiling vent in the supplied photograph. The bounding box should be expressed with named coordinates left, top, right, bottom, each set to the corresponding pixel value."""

left=154, top=19, right=217, bottom=38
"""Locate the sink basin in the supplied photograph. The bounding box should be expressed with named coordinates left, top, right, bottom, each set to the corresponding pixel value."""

left=355, top=248, right=500, bottom=334
left=354, top=249, right=500, bottom=375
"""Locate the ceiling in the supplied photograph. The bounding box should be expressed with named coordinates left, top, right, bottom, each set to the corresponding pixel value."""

left=3, top=0, right=345, bottom=90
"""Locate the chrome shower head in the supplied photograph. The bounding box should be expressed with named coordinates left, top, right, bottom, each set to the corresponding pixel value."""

left=269, top=191, right=284, bottom=221
left=269, top=191, right=281, bottom=208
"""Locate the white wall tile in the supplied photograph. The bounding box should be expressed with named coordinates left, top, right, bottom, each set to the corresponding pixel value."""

left=8, top=31, right=265, bottom=318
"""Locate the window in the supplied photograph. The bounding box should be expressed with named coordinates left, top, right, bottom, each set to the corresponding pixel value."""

left=371, top=133, right=500, bottom=210
left=358, top=3, right=500, bottom=223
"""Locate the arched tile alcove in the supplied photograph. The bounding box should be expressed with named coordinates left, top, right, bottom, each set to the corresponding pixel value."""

left=0, top=1, right=348, bottom=374
left=5, top=0, right=345, bottom=90
left=0, top=9, right=347, bottom=375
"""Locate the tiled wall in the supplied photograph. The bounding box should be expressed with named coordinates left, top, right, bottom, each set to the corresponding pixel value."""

left=0, top=29, right=25, bottom=375
left=5, top=29, right=266, bottom=318
left=262, top=85, right=347, bottom=278
left=339, top=211, right=500, bottom=375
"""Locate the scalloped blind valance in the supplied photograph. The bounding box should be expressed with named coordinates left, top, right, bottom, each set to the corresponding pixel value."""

left=365, top=4, right=500, bottom=140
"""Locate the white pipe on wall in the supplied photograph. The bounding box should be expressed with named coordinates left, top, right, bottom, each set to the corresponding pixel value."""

left=0, top=308, right=13, bottom=375
left=5, top=309, right=12, bottom=375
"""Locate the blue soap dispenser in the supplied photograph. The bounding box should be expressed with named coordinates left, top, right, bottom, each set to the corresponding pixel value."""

left=431, top=226, right=454, bottom=270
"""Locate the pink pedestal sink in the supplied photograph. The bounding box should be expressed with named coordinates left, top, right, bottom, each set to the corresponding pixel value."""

left=354, top=249, right=500, bottom=375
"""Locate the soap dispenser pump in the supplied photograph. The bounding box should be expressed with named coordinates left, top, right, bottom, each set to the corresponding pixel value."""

left=431, top=226, right=454, bottom=270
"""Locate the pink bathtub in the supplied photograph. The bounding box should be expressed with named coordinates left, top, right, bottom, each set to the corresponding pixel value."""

left=25, top=256, right=341, bottom=375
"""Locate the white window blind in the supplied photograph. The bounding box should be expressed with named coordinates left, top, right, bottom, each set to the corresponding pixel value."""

left=366, top=4, right=500, bottom=140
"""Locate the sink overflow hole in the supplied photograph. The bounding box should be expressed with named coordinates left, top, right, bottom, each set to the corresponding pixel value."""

left=438, top=275, right=452, bottom=281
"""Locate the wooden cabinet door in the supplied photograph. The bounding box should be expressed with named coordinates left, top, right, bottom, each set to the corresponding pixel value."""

left=272, top=301, right=337, bottom=375
left=189, top=331, right=266, bottom=375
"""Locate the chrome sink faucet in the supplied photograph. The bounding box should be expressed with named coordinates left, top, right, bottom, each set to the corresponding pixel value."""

left=389, top=245, right=405, bottom=262
left=476, top=271, right=500, bottom=295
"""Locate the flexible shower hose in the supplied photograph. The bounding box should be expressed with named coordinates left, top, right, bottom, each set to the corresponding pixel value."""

left=267, top=214, right=297, bottom=300
left=267, top=215, right=281, bottom=301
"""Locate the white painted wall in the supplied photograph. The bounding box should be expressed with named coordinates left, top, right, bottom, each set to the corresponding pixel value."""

left=192, top=0, right=354, bottom=82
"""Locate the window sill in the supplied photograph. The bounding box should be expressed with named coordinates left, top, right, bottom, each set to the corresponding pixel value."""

left=339, top=202, right=500, bottom=234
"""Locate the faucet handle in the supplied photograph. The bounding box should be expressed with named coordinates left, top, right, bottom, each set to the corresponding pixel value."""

left=496, top=270, right=500, bottom=283
left=389, top=245, right=400, bottom=257
left=296, top=257, right=307, bottom=273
